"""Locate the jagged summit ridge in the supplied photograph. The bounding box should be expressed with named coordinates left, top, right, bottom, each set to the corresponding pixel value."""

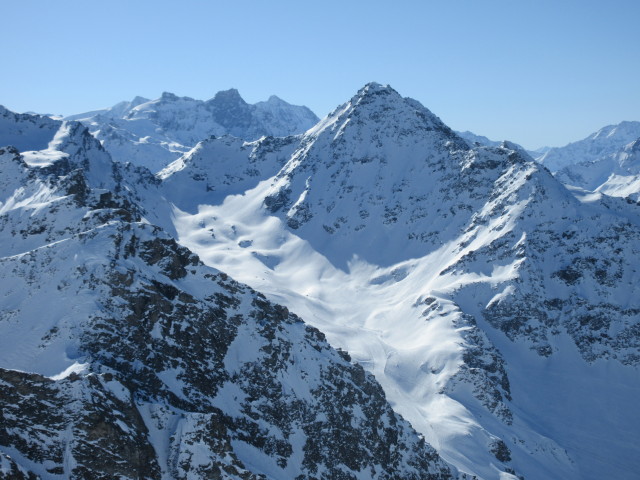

left=0, top=106, right=459, bottom=480
left=158, top=84, right=640, bottom=480
left=307, top=82, right=461, bottom=145
left=259, top=88, right=537, bottom=267
left=65, top=89, right=319, bottom=173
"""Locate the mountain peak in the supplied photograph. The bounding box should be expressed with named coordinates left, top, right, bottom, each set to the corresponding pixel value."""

left=211, top=88, right=246, bottom=105
left=350, top=82, right=402, bottom=106
left=308, top=83, right=461, bottom=151
left=160, top=91, right=179, bottom=101
left=266, top=94, right=285, bottom=104
left=130, top=95, right=150, bottom=106
left=358, top=82, right=392, bottom=95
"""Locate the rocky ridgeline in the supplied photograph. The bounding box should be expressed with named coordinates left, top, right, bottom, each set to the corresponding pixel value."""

left=157, top=84, right=640, bottom=479
left=64, top=89, right=319, bottom=172
left=0, top=111, right=458, bottom=479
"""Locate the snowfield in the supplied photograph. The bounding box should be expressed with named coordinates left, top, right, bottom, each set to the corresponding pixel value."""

left=1, top=83, right=639, bottom=479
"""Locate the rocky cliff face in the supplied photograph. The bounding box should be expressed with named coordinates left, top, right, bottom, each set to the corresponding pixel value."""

left=0, top=105, right=61, bottom=152
left=0, top=111, right=458, bottom=479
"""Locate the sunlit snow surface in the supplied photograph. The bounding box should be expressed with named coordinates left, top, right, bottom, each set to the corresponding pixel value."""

left=165, top=85, right=640, bottom=480
left=2, top=86, right=640, bottom=480
left=172, top=183, right=640, bottom=480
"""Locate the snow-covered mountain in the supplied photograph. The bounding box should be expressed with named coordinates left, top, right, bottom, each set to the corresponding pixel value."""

left=555, top=137, right=640, bottom=200
left=160, top=83, right=640, bottom=480
left=0, top=111, right=458, bottom=479
left=537, top=120, right=640, bottom=172
left=1, top=105, right=61, bottom=152
left=65, top=90, right=319, bottom=172
left=2, top=83, right=640, bottom=480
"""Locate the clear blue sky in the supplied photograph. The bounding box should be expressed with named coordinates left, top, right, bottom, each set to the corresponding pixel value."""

left=2, top=0, right=639, bottom=149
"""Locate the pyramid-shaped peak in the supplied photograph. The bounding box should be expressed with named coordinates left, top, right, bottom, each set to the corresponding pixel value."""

left=266, top=94, right=285, bottom=104
left=307, top=83, right=462, bottom=151
left=356, top=82, right=399, bottom=97
left=341, top=83, right=446, bottom=128
left=348, top=83, right=404, bottom=108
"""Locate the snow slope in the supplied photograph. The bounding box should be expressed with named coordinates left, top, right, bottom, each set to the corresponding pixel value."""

left=162, top=83, right=640, bottom=480
left=3, top=86, right=640, bottom=479
left=0, top=109, right=459, bottom=479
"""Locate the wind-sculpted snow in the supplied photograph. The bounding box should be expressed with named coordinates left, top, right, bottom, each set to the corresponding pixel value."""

left=66, top=90, right=319, bottom=172
left=163, top=83, right=640, bottom=479
left=0, top=108, right=458, bottom=480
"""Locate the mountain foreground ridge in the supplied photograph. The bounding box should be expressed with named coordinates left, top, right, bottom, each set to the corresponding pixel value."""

left=0, top=107, right=459, bottom=480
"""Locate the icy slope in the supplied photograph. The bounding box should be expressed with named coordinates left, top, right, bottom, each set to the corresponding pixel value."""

left=538, top=120, right=640, bottom=172
left=163, top=83, right=640, bottom=480
left=0, top=110, right=458, bottom=480
left=67, top=90, right=318, bottom=172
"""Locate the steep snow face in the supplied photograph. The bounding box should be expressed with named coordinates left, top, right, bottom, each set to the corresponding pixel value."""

left=159, top=134, right=301, bottom=213
left=556, top=138, right=640, bottom=200
left=66, top=90, right=319, bottom=172
left=164, top=84, right=640, bottom=480
left=0, top=107, right=458, bottom=480
left=538, top=121, right=640, bottom=172
left=0, top=222, right=457, bottom=480
left=261, top=82, right=480, bottom=267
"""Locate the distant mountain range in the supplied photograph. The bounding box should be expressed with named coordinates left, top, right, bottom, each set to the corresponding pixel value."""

left=459, top=122, right=640, bottom=201
left=544, top=123, right=640, bottom=201
left=1, top=84, right=639, bottom=480
left=64, top=89, right=319, bottom=172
